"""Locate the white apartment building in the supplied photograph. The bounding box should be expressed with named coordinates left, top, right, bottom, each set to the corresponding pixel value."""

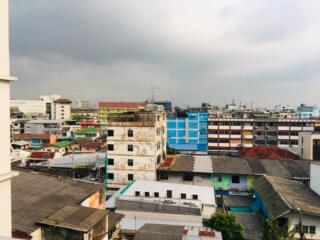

left=53, top=98, right=72, bottom=120
left=25, top=119, right=62, bottom=135
left=299, top=132, right=320, bottom=160
left=0, top=0, right=18, bottom=237
left=106, top=105, right=166, bottom=189
left=310, top=162, right=320, bottom=196
left=40, top=94, right=61, bottom=120
left=10, top=100, right=46, bottom=117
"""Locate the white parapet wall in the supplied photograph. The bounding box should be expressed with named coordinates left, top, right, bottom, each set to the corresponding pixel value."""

left=0, top=0, right=18, bottom=237
left=311, top=162, right=320, bottom=196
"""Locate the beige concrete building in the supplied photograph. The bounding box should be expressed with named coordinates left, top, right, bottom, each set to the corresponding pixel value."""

left=53, top=98, right=72, bottom=120
left=106, top=104, right=166, bottom=189
left=299, top=132, right=320, bottom=160
left=0, top=0, right=18, bottom=237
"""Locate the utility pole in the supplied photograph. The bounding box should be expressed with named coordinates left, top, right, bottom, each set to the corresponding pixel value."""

left=298, top=208, right=304, bottom=240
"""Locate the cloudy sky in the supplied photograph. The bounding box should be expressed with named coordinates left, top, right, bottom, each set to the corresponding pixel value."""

left=9, top=0, right=320, bottom=107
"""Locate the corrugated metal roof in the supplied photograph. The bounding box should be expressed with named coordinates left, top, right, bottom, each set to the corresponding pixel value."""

left=193, top=156, right=212, bottom=173
left=255, top=175, right=320, bottom=218
left=12, top=170, right=103, bottom=234
left=37, top=205, right=107, bottom=232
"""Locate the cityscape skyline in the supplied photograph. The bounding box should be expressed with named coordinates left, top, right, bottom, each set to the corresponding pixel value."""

left=9, top=0, right=320, bottom=107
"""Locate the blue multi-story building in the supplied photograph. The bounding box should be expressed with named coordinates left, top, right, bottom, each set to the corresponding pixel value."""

left=167, top=111, right=208, bottom=151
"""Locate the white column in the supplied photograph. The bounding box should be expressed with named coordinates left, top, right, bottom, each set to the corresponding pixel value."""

left=0, top=0, right=17, bottom=237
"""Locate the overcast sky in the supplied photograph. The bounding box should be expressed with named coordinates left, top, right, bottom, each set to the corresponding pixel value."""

left=9, top=0, right=320, bottom=107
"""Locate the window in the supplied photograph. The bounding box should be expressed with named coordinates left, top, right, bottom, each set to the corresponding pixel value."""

left=145, top=192, right=150, bottom=197
left=303, top=226, right=309, bottom=234
left=159, top=172, right=168, bottom=180
left=107, top=130, right=114, bottom=137
left=192, top=194, right=198, bottom=200
left=167, top=190, right=172, bottom=198
left=181, top=193, right=186, bottom=199
left=128, top=174, right=134, bottom=181
left=128, top=159, right=134, bottom=166
left=135, top=191, right=140, bottom=196
left=183, top=173, right=193, bottom=181
left=108, top=158, right=114, bottom=165
left=128, top=144, right=133, bottom=152
left=107, top=144, right=114, bottom=151
left=107, top=173, right=114, bottom=180
left=231, top=176, right=240, bottom=184
left=216, top=176, right=222, bottom=182
left=310, top=226, right=316, bottom=234
left=128, top=129, right=133, bottom=137
left=154, top=192, right=159, bottom=197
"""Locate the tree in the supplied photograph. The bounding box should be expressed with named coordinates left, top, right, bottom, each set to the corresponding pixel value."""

left=166, top=143, right=180, bottom=155
left=204, top=213, right=244, bottom=240
left=262, top=218, right=293, bottom=240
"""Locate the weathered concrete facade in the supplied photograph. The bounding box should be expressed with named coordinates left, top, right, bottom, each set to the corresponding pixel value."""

left=106, top=105, right=167, bottom=189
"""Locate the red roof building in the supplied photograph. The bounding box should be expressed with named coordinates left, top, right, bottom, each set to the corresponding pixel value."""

left=29, top=151, right=55, bottom=160
left=242, top=146, right=299, bottom=160
left=98, top=102, right=145, bottom=109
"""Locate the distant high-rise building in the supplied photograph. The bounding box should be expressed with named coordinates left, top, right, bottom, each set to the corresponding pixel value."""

left=76, top=99, right=92, bottom=108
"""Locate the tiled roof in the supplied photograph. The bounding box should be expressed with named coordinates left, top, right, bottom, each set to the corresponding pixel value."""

left=73, top=139, right=103, bottom=148
left=255, top=175, right=320, bottom=218
left=98, top=101, right=145, bottom=109
left=13, top=133, right=52, bottom=140
left=29, top=151, right=55, bottom=159
left=242, top=146, right=299, bottom=160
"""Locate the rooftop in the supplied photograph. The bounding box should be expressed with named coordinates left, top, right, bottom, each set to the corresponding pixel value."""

left=12, top=169, right=103, bottom=234
left=254, top=175, right=320, bottom=218
left=119, top=180, right=216, bottom=206
left=160, top=155, right=310, bottom=179
left=37, top=205, right=107, bottom=232
left=233, top=213, right=263, bottom=240
left=98, top=101, right=145, bottom=109
left=13, top=133, right=54, bottom=140
left=134, top=224, right=222, bottom=240
left=54, top=98, right=72, bottom=104
left=242, top=146, right=299, bottom=160
left=29, top=151, right=55, bottom=159
left=54, top=140, right=72, bottom=148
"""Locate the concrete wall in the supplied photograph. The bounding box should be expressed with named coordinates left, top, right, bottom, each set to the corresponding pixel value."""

left=288, top=213, right=320, bottom=240
left=0, top=0, right=15, bottom=237
left=311, top=163, right=320, bottom=196
left=107, top=112, right=166, bottom=188
left=117, top=199, right=201, bottom=215
left=54, top=103, right=71, bottom=120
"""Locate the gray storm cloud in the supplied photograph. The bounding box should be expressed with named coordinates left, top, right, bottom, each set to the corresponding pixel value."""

left=9, top=0, right=320, bottom=107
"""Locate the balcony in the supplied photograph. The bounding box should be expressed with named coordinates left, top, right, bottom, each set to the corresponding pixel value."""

left=230, top=135, right=241, bottom=139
